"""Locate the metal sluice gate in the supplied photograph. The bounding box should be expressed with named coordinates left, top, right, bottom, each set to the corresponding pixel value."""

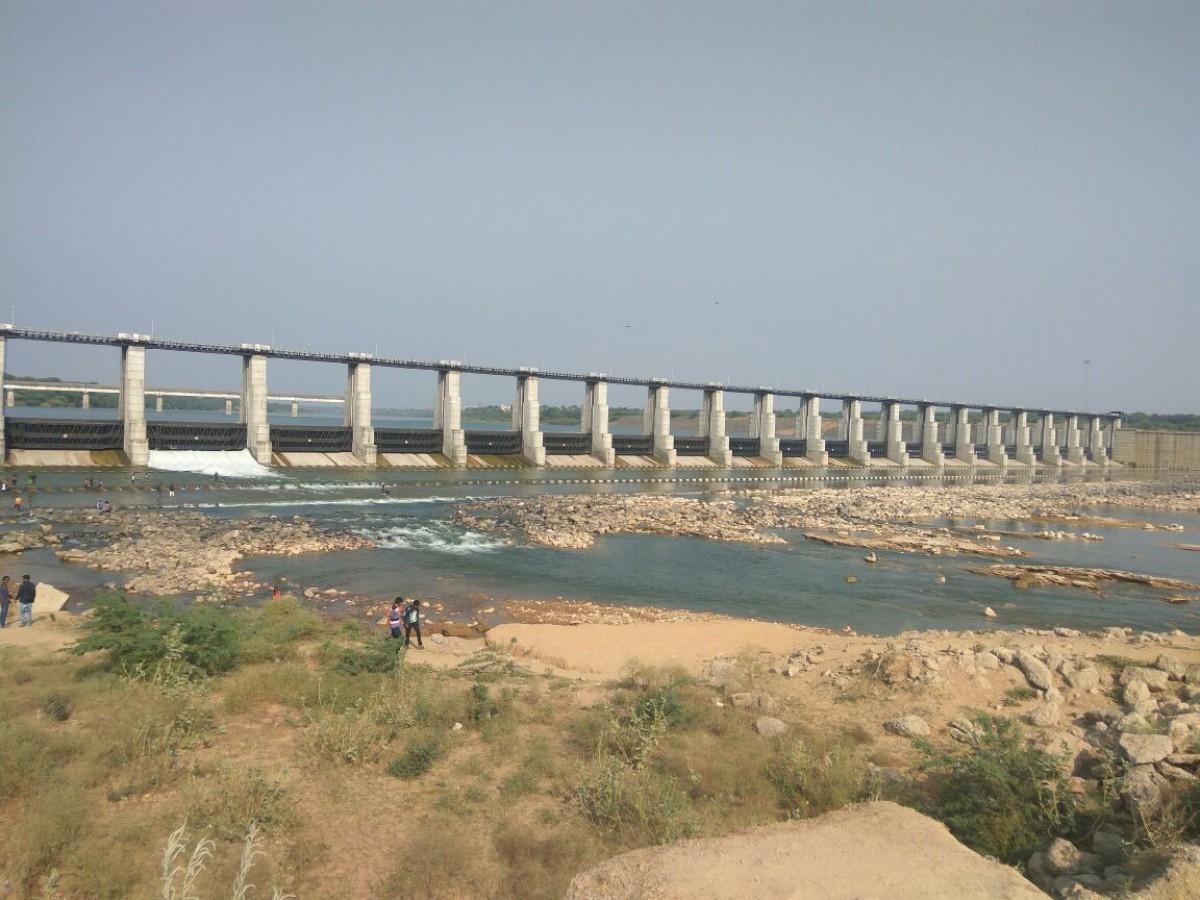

left=269, top=425, right=353, bottom=453
left=148, top=422, right=246, bottom=451
left=542, top=433, right=591, bottom=455
left=672, top=436, right=709, bottom=456
left=4, top=417, right=124, bottom=450
left=463, top=430, right=522, bottom=455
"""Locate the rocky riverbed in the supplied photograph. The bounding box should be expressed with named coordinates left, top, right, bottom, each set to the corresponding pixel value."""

left=41, top=509, right=372, bottom=599
left=453, top=480, right=1199, bottom=557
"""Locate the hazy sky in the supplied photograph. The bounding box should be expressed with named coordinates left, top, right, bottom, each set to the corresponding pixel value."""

left=2, top=1, right=1196, bottom=412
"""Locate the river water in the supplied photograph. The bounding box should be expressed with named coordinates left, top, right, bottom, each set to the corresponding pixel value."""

left=12, top=449, right=1200, bottom=636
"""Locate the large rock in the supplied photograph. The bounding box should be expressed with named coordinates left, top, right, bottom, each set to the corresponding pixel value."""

left=1120, top=765, right=1166, bottom=819
left=1119, top=733, right=1174, bottom=766
left=1013, top=650, right=1054, bottom=691
left=884, top=715, right=932, bottom=738
left=755, top=717, right=788, bottom=738
left=565, top=802, right=1046, bottom=900
left=1119, top=667, right=1171, bottom=692
left=1045, top=837, right=1083, bottom=875
left=1064, top=666, right=1101, bottom=691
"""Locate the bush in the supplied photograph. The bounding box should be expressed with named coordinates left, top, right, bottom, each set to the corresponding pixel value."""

left=573, top=760, right=700, bottom=845
left=184, top=765, right=296, bottom=841
left=236, top=597, right=323, bottom=664
left=767, top=733, right=871, bottom=819
left=493, top=821, right=600, bottom=900
left=0, top=721, right=79, bottom=800
left=40, top=692, right=73, bottom=722
left=325, top=634, right=406, bottom=675
left=919, top=714, right=1075, bottom=865
left=70, top=594, right=240, bottom=677
left=387, top=733, right=444, bottom=780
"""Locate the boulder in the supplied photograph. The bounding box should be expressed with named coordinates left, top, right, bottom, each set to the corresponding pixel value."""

left=884, top=715, right=932, bottom=738
left=1064, top=667, right=1101, bottom=691
left=1090, top=829, right=1128, bottom=865
left=1120, top=765, right=1166, bottom=819
left=1028, top=703, right=1062, bottom=728
left=1119, top=667, right=1170, bottom=691
left=1045, top=837, right=1082, bottom=876
left=565, top=802, right=1047, bottom=900
left=755, top=717, right=788, bottom=738
left=1118, top=733, right=1174, bottom=765
left=1013, top=649, right=1053, bottom=691
left=1122, top=680, right=1152, bottom=707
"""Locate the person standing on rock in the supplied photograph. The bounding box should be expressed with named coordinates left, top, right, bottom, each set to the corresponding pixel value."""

left=404, top=599, right=424, bottom=648
left=0, top=576, right=11, bottom=628
left=17, top=574, right=36, bottom=627
left=13, top=495, right=23, bottom=514
left=387, top=598, right=404, bottom=639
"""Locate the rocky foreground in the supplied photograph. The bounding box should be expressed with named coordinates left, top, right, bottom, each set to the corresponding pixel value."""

left=454, top=481, right=1199, bottom=559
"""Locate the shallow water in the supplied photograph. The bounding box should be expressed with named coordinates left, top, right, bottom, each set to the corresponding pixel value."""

left=9, top=462, right=1200, bottom=635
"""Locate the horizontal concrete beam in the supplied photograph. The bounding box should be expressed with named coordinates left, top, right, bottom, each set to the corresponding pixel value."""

left=0, top=326, right=1121, bottom=421
left=3, top=381, right=342, bottom=404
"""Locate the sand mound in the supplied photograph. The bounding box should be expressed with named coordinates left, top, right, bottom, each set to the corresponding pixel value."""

left=565, top=801, right=1044, bottom=900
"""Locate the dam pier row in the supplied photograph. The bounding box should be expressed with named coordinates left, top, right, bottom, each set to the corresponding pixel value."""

left=0, top=325, right=1122, bottom=473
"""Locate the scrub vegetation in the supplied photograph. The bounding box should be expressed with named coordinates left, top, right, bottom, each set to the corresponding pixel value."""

left=3, top=593, right=1196, bottom=898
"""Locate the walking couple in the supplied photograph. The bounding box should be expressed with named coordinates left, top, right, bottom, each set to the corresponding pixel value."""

left=387, top=596, right=423, bottom=648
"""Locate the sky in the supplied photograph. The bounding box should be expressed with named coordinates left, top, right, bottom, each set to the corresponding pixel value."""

left=1, top=1, right=1196, bottom=412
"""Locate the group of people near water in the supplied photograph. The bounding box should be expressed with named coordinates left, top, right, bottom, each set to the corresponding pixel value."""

left=386, top=597, right=424, bottom=648
left=0, top=574, right=38, bottom=628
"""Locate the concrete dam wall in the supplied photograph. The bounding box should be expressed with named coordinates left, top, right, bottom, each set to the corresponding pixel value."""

left=1112, top=430, right=1200, bottom=472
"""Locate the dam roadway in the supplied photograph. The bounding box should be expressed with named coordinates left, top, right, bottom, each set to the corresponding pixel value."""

left=0, top=324, right=1121, bottom=472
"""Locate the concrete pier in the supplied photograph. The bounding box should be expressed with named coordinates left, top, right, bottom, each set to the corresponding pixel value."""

left=1038, top=414, right=1061, bottom=468
left=154, top=394, right=163, bottom=413
left=879, top=401, right=908, bottom=465
left=81, top=392, right=90, bottom=410
left=981, top=408, right=1007, bottom=468
left=699, top=386, right=733, bottom=466
left=796, top=396, right=828, bottom=465
left=434, top=368, right=468, bottom=467
left=1010, top=410, right=1036, bottom=466
left=840, top=399, right=870, bottom=464
left=1087, top=415, right=1109, bottom=467
left=225, top=398, right=233, bottom=416
left=644, top=382, right=676, bottom=466
left=1064, top=414, right=1085, bottom=466
left=290, top=401, right=299, bottom=417
left=240, top=353, right=272, bottom=465
left=5, top=390, right=12, bottom=407
left=915, top=404, right=944, bottom=466
left=513, top=372, right=546, bottom=466
left=949, top=406, right=975, bottom=464
left=119, top=343, right=150, bottom=466
left=582, top=378, right=615, bottom=466
left=344, top=360, right=377, bottom=465
left=751, top=390, right=783, bottom=465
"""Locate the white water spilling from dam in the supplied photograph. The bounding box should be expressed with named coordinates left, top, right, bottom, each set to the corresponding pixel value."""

left=148, top=449, right=280, bottom=479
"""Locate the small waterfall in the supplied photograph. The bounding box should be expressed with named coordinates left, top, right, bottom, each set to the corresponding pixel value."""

left=147, top=449, right=279, bottom=479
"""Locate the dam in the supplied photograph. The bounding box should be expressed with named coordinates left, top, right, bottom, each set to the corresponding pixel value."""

left=0, top=324, right=1122, bottom=472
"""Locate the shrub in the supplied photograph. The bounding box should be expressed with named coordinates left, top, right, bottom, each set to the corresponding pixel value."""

left=573, top=760, right=700, bottom=845
left=325, top=635, right=405, bottom=675
left=387, top=733, right=444, bottom=780
left=918, top=714, right=1075, bottom=865
left=0, top=722, right=79, bottom=800
left=184, top=765, right=296, bottom=841
left=493, top=821, right=600, bottom=900
left=70, top=594, right=240, bottom=677
left=237, top=597, right=323, bottom=664
left=767, top=733, right=871, bottom=819
left=40, top=692, right=73, bottom=722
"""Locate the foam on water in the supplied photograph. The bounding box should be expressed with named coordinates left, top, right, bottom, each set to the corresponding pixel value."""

left=149, top=449, right=280, bottom=480
left=356, top=521, right=507, bottom=554
left=187, top=495, right=478, bottom=510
